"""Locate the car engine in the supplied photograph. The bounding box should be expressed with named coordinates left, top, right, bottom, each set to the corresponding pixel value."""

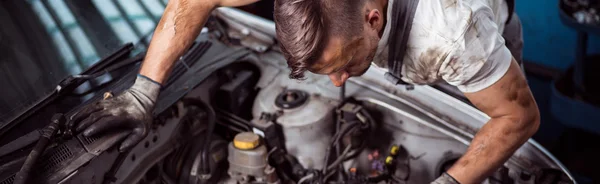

left=0, top=10, right=576, bottom=184
left=0, top=53, right=575, bottom=184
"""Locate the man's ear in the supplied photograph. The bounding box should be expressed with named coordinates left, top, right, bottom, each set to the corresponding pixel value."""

left=366, top=9, right=382, bottom=30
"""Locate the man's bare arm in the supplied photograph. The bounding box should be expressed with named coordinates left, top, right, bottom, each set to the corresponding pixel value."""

left=446, top=58, right=541, bottom=183
left=139, top=0, right=259, bottom=84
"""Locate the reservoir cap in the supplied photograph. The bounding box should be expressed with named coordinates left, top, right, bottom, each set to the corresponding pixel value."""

left=233, top=132, right=260, bottom=150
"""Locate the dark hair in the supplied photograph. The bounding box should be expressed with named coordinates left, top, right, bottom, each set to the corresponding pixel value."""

left=274, top=0, right=366, bottom=80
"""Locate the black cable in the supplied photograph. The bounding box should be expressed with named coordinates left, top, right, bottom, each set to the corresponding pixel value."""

left=182, top=98, right=216, bottom=176
left=324, top=144, right=352, bottom=182
left=325, top=144, right=353, bottom=172
left=327, top=116, right=372, bottom=182
left=343, top=139, right=367, bottom=162
left=215, top=108, right=252, bottom=131
left=319, top=121, right=361, bottom=183
left=14, top=114, right=65, bottom=184
left=331, top=122, right=361, bottom=148
left=103, top=152, right=130, bottom=184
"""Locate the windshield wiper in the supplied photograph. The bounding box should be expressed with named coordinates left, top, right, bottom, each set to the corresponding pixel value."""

left=0, top=43, right=140, bottom=139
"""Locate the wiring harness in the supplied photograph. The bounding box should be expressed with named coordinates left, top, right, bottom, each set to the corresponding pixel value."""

left=297, top=98, right=375, bottom=184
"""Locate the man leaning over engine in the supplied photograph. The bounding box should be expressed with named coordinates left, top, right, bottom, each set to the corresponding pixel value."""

left=70, top=0, right=540, bottom=183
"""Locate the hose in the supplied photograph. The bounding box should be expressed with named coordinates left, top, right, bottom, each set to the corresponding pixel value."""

left=331, top=122, right=361, bottom=148
left=325, top=144, right=353, bottom=172
left=320, top=120, right=361, bottom=183
left=14, top=114, right=65, bottom=184
left=183, top=98, right=216, bottom=176
left=319, top=144, right=353, bottom=183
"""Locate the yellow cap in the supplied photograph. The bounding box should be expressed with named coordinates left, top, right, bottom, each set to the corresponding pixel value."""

left=390, top=145, right=400, bottom=156
left=385, top=156, right=394, bottom=165
left=233, top=132, right=260, bottom=150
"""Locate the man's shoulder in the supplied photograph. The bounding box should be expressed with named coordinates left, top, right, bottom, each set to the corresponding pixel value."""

left=412, top=0, right=476, bottom=43
left=401, top=0, right=512, bottom=91
left=399, top=0, right=509, bottom=87
left=412, top=0, right=505, bottom=41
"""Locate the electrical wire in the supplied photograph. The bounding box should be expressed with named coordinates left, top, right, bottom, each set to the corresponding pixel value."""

left=298, top=173, right=314, bottom=184
left=309, top=97, right=377, bottom=183
left=325, top=144, right=353, bottom=172
left=216, top=115, right=250, bottom=131
left=215, top=108, right=252, bottom=129
left=265, top=146, right=279, bottom=164
left=324, top=172, right=336, bottom=183
left=331, top=122, right=361, bottom=148
left=343, top=140, right=367, bottom=162
left=319, top=120, right=369, bottom=183
left=319, top=144, right=353, bottom=183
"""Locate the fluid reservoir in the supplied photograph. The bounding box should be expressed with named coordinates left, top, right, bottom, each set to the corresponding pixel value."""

left=228, top=132, right=269, bottom=182
left=252, top=87, right=335, bottom=170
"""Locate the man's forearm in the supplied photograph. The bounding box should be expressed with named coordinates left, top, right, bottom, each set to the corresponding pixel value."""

left=446, top=116, right=539, bottom=183
left=139, top=0, right=218, bottom=84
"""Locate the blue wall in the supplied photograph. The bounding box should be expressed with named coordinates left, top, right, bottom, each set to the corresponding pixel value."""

left=517, top=0, right=600, bottom=69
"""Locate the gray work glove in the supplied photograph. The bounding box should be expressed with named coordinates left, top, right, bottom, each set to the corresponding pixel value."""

left=71, top=75, right=161, bottom=152
left=431, top=172, right=460, bottom=184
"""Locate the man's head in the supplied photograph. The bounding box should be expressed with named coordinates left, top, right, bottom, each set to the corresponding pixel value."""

left=274, top=0, right=387, bottom=87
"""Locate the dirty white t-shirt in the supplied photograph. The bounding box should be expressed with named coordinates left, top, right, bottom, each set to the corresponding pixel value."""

left=372, top=0, right=512, bottom=93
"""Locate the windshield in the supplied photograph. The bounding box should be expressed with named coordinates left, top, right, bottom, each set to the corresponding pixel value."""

left=0, top=0, right=168, bottom=125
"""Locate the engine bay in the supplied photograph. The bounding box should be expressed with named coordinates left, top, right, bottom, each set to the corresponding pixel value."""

left=0, top=32, right=575, bottom=184
left=149, top=60, right=454, bottom=184
left=153, top=57, right=573, bottom=184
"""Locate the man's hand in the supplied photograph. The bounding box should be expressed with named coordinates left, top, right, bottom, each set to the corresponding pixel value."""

left=68, top=0, right=258, bottom=152
left=441, top=58, right=540, bottom=183
left=71, top=75, right=161, bottom=152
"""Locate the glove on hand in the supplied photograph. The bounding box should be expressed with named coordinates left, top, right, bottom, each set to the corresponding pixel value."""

left=71, top=75, right=161, bottom=152
left=431, top=172, right=460, bottom=184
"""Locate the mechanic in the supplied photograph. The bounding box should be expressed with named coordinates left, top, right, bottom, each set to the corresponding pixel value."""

left=70, top=0, right=541, bottom=184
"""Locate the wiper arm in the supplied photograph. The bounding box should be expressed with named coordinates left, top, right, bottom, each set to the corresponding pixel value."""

left=82, top=43, right=135, bottom=75
left=0, top=43, right=139, bottom=139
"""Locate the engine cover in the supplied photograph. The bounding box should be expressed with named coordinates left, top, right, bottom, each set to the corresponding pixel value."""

left=252, top=84, right=335, bottom=170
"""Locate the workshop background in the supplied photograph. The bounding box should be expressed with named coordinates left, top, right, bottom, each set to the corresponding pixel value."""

left=511, top=1, right=600, bottom=184
left=3, top=0, right=598, bottom=183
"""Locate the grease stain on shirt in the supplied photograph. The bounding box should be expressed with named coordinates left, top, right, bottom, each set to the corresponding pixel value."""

left=404, top=47, right=449, bottom=84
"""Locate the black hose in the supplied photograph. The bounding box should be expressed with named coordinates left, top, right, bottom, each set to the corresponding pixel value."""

left=331, top=122, right=361, bottom=148
left=14, top=114, right=65, bottom=184
left=200, top=102, right=215, bottom=176
left=325, top=144, right=353, bottom=172
left=319, top=120, right=361, bottom=182
left=324, top=144, right=352, bottom=182
left=183, top=98, right=216, bottom=176
left=326, top=121, right=361, bottom=182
